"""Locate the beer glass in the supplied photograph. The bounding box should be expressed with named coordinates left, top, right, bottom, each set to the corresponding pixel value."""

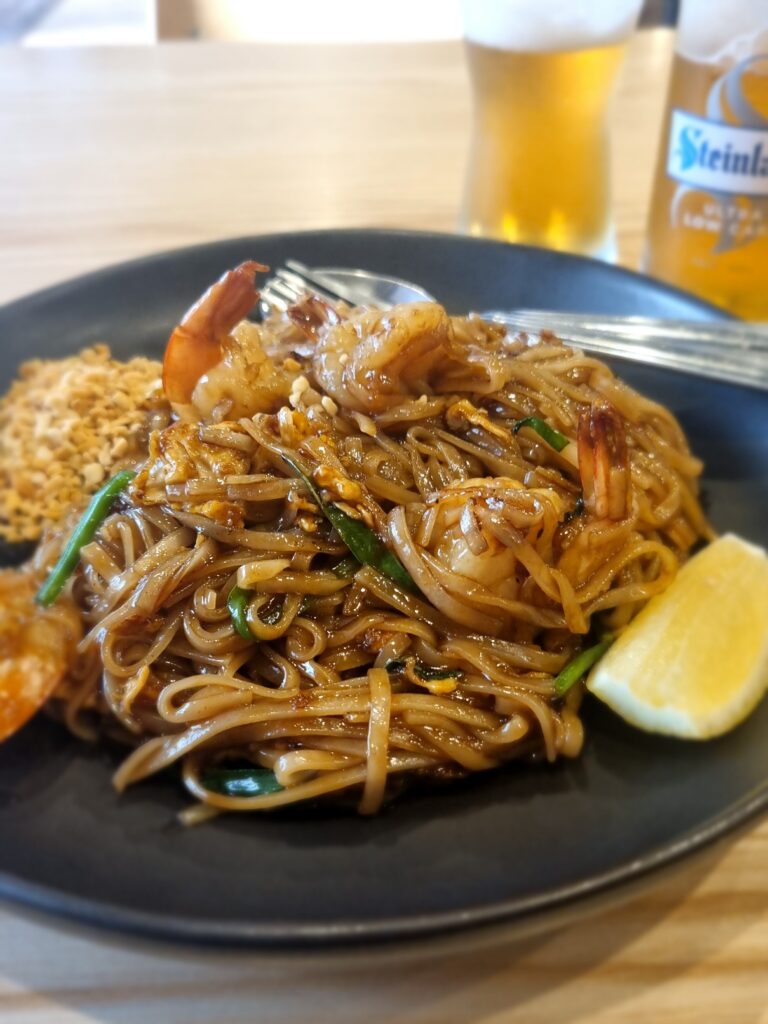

left=644, top=0, right=768, bottom=319
left=459, top=0, right=643, bottom=260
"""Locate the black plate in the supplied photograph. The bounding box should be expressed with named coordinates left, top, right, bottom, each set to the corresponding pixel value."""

left=1, top=229, right=766, bottom=949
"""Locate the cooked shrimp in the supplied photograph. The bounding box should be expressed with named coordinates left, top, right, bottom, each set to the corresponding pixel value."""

left=424, top=477, right=565, bottom=589
left=389, top=477, right=581, bottom=634
left=578, top=401, right=630, bottom=521
left=193, top=320, right=295, bottom=422
left=307, top=301, right=454, bottom=413
left=162, top=260, right=268, bottom=406
left=0, top=569, right=82, bottom=743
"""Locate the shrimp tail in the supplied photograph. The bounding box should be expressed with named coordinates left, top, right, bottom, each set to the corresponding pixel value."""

left=162, top=260, right=268, bottom=404
left=578, top=401, right=629, bottom=521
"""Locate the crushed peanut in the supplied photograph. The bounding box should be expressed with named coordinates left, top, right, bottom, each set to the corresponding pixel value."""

left=297, top=513, right=319, bottom=533
left=288, top=375, right=310, bottom=409
left=0, top=345, right=168, bottom=542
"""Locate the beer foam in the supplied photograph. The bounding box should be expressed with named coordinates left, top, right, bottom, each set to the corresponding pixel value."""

left=676, top=0, right=768, bottom=65
left=461, top=0, right=643, bottom=53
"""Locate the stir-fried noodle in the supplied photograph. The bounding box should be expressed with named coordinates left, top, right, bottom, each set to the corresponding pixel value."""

left=2, top=264, right=712, bottom=819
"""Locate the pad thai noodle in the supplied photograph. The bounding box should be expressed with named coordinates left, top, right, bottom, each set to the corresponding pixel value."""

left=0, top=261, right=712, bottom=820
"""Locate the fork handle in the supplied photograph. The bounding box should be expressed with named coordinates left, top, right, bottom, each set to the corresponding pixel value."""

left=498, top=310, right=768, bottom=352
left=483, top=313, right=768, bottom=393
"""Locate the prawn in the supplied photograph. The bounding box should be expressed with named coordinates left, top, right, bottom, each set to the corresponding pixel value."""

left=577, top=401, right=630, bottom=521
left=0, top=569, right=82, bottom=743
left=162, top=260, right=268, bottom=406
left=389, top=478, right=580, bottom=633
left=424, top=477, right=565, bottom=589
left=290, top=300, right=454, bottom=413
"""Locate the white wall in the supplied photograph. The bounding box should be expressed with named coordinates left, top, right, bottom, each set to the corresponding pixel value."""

left=188, top=0, right=463, bottom=43
left=23, top=0, right=464, bottom=46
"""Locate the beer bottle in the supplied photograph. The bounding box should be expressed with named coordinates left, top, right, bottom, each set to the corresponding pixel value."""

left=644, top=1, right=768, bottom=319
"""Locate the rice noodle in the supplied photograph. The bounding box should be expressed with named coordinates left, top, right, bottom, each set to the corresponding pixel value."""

left=23, top=295, right=711, bottom=819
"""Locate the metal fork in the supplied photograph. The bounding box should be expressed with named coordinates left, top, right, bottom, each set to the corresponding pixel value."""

left=260, top=260, right=432, bottom=316
left=482, top=312, right=768, bottom=392
left=494, top=309, right=768, bottom=353
left=260, top=261, right=768, bottom=392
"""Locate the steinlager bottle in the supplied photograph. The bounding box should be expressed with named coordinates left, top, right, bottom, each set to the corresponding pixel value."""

left=644, top=1, right=768, bottom=319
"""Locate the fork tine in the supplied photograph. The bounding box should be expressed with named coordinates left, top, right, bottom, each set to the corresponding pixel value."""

left=276, top=266, right=348, bottom=305
left=274, top=268, right=316, bottom=297
left=283, top=261, right=355, bottom=304
left=270, top=277, right=304, bottom=303
left=260, top=274, right=304, bottom=314
left=260, top=264, right=346, bottom=317
left=259, top=286, right=288, bottom=313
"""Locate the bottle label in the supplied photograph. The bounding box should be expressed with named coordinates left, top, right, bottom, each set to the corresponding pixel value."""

left=667, top=109, right=768, bottom=197
left=665, top=53, right=768, bottom=253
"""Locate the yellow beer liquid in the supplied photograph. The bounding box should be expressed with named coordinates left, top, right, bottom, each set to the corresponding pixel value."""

left=645, top=55, right=768, bottom=319
left=461, top=41, right=625, bottom=256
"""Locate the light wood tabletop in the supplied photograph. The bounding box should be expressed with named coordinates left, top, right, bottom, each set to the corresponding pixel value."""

left=1, top=28, right=767, bottom=1024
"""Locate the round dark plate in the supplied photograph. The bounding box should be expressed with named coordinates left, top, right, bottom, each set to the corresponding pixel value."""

left=0, top=229, right=766, bottom=950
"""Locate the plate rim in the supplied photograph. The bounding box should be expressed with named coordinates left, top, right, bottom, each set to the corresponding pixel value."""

left=0, top=779, right=766, bottom=948
left=0, top=228, right=758, bottom=950
left=0, top=227, right=734, bottom=322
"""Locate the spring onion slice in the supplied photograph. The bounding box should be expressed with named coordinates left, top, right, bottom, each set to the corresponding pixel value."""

left=281, top=453, right=416, bottom=593
left=513, top=416, right=569, bottom=453
left=228, top=587, right=284, bottom=639
left=386, top=658, right=464, bottom=682
left=299, top=595, right=320, bottom=614
left=563, top=495, right=585, bottom=524
left=331, top=555, right=360, bottom=578
left=554, top=636, right=614, bottom=696
left=227, top=585, right=254, bottom=640
left=36, top=469, right=136, bottom=607
left=201, top=767, right=283, bottom=798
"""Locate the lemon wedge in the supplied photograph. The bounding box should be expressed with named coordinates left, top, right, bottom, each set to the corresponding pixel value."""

left=587, top=534, right=768, bottom=739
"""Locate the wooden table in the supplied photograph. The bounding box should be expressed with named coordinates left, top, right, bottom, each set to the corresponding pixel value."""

left=1, top=30, right=767, bottom=1024
left=3, top=30, right=673, bottom=303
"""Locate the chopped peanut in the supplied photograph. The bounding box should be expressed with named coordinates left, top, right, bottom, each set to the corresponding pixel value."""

left=0, top=345, right=169, bottom=542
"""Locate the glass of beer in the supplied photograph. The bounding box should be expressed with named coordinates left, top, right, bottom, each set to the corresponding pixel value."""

left=459, top=0, right=643, bottom=260
left=644, top=0, right=768, bottom=319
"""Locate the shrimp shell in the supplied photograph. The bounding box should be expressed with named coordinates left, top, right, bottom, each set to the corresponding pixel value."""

left=0, top=569, right=82, bottom=743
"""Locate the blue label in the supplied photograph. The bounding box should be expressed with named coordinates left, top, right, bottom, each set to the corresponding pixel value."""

left=667, top=109, right=768, bottom=197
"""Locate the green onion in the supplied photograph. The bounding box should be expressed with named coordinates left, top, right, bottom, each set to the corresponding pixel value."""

left=331, top=555, right=360, bottom=578
left=260, top=601, right=284, bottom=626
left=201, top=767, right=283, bottom=798
left=228, top=588, right=283, bottom=640
left=386, top=658, right=464, bottom=682
left=563, top=495, right=585, bottom=524
left=554, top=636, right=614, bottom=696
left=324, top=503, right=416, bottom=591
left=36, top=470, right=136, bottom=607
left=227, top=585, right=254, bottom=640
left=513, top=417, right=569, bottom=453
left=281, top=453, right=416, bottom=593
